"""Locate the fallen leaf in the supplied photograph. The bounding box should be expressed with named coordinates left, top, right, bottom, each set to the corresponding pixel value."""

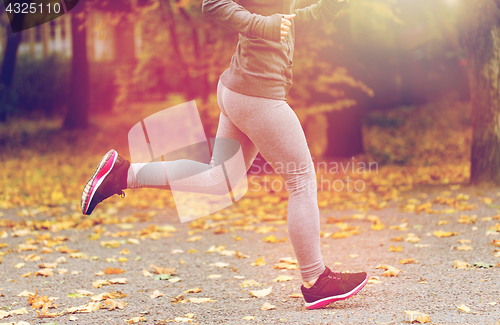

left=213, top=262, right=229, bottom=268
left=433, top=230, right=459, bottom=238
left=104, top=267, right=125, bottom=275
left=150, top=290, right=165, bottom=298
left=403, top=310, right=430, bottom=323
left=35, top=269, right=54, bottom=277
left=92, top=280, right=110, bottom=288
left=251, top=257, right=265, bottom=266
left=390, top=245, right=403, bottom=252
left=17, top=290, right=35, bottom=297
left=188, top=297, right=215, bottom=303
left=473, top=262, right=495, bottom=268
left=207, top=274, right=221, bottom=279
left=103, top=298, right=125, bottom=310
left=150, top=264, right=175, bottom=275
left=367, top=276, right=382, bottom=284
left=142, top=269, right=152, bottom=277
left=262, top=235, right=286, bottom=243
left=184, top=288, right=202, bottom=293
left=124, top=316, right=146, bottom=323
left=109, top=278, right=127, bottom=284
left=260, top=302, right=275, bottom=311
left=399, top=258, right=416, bottom=264
left=375, top=264, right=401, bottom=277
left=241, top=279, right=260, bottom=288
left=249, top=286, right=272, bottom=298
left=273, top=275, right=293, bottom=282
left=457, top=304, right=470, bottom=313
left=454, top=260, right=470, bottom=269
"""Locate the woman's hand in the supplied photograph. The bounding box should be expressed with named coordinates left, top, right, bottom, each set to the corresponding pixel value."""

left=281, top=14, right=295, bottom=41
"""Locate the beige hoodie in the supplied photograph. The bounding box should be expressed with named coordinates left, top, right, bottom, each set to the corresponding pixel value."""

left=202, top=0, right=348, bottom=101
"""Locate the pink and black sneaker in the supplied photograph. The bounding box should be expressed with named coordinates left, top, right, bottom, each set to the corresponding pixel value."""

left=301, top=267, right=368, bottom=309
left=81, top=149, right=130, bottom=215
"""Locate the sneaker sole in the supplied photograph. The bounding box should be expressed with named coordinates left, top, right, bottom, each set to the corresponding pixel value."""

left=81, top=150, right=118, bottom=215
left=304, top=274, right=369, bottom=309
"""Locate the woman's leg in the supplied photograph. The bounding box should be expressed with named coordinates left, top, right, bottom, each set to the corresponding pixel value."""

left=218, top=83, right=325, bottom=282
left=127, top=79, right=259, bottom=195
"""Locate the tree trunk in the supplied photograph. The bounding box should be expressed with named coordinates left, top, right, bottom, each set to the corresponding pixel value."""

left=323, top=12, right=365, bottom=158
left=0, top=30, right=22, bottom=88
left=0, top=31, right=23, bottom=122
left=460, top=0, right=500, bottom=184
left=324, top=105, right=364, bottom=158
left=63, top=11, right=89, bottom=129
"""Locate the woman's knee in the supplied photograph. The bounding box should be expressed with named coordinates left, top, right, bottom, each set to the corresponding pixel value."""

left=284, top=162, right=317, bottom=196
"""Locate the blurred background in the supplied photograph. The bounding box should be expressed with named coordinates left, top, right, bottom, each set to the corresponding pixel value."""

left=0, top=0, right=494, bottom=210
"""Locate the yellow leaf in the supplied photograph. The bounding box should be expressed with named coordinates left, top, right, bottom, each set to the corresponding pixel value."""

left=93, top=280, right=110, bottom=288
left=273, top=275, right=293, bottom=282
left=241, top=279, right=260, bottom=288
left=454, top=260, right=470, bottom=269
left=260, top=302, right=275, bottom=311
left=371, top=221, right=385, bottom=231
left=188, top=297, right=215, bottom=303
left=184, top=288, right=202, bottom=293
left=433, top=230, right=459, bottom=238
left=251, top=257, right=266, bottom=266
left=119, top=248, right=130, bottom=255
left=104, top=267, right=125, bottom=274
left=290, top=293, right=303, bottom=298
left=150, top=290, right=165, bottom=298
left=249, top=286, right=272, bottom=298
left=375, top=264, right=401, bottom=277
left=390, top=245, right=403, bottom=252
left=398, top=258, right=416, bottom=264
left=482, top=197, right=493, bottom=205
left=458, top=215, right=477, bottom=224
left=124, top=316, right=146, bottom=323
left=403, top=310, right=430, bottom=323
left=108, top=278, right=127, bottom=284
left=457, top=304, right=471, bottom=313
left=235, top=251, right=249, bottom=258
left=34, top=269, right=53, bottom=277
left=213, top=262, right=229, bottom=268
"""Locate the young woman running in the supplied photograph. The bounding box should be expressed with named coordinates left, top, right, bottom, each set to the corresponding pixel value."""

left=81, top=0, right=368, bottom=309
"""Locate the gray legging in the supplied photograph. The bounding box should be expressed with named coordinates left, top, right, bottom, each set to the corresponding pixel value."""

left=128, top=78, right=326, bottom=281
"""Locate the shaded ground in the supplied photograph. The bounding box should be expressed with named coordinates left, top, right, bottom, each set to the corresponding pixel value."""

left=0, top=97, right=498, bottom=324
left=0, top=182, right=499, bottom=325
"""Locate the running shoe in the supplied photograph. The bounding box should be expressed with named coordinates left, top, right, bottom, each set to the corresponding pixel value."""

left=301, top=266, right=368, bottom=309
left=81, top=149, right=130, bottom=215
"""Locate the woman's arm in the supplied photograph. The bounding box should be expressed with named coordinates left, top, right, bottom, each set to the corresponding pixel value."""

left=294, top=0, right=348, bottom=36
left=202, top=0, right=283, bottom=42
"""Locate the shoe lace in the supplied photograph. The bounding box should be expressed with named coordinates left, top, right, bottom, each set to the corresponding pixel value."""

left=118, top=190, right=125, bottom=199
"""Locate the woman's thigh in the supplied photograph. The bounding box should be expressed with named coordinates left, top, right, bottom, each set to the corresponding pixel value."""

left=219, top=82, right=314, bottom=178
